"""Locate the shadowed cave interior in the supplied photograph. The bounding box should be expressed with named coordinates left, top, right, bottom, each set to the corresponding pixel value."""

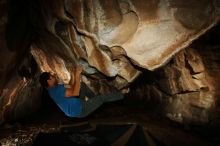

left=0, top=0, right=220, bottom=146
left=1, top=24, right=220, bottom=145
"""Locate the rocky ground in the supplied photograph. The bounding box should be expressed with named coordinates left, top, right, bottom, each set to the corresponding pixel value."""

left=1, top=98, right=220, bottom=146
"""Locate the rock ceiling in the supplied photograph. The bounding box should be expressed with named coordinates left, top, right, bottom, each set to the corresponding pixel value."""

left=31, top=0, right=219, bottom=85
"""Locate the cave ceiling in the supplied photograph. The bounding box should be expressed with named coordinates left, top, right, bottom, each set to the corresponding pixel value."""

left=1, top=0, right=219, bottom=88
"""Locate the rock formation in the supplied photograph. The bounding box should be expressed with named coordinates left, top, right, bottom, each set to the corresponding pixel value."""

left=0, top=0, right=219, bottom=124
left=158, top=47, right=217, bottom=123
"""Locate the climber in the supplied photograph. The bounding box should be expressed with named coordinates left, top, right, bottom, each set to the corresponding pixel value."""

left=39, top=65, right=124, bottom=118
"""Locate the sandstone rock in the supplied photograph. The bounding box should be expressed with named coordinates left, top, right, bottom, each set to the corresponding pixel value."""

left=156, top=47, right=218, bottom=123
left=30, top=0, right=219, bottom=91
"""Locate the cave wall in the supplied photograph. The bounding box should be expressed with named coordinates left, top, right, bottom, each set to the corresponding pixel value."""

left=127, top=43, right=220, bottom=124
left=159, top=26, right=220, bottom=123
left=158, top=46, right=219, bottom=123
left=0, top=0, right=219, bottom=124
left=0, top=0, right=42, bottom=123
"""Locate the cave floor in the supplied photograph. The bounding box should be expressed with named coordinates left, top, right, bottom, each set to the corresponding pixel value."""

left=0, top=100, right=220, bottom=146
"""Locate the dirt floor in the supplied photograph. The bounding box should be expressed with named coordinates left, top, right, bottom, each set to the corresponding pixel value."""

left=0, top=99, right=220, bottom=146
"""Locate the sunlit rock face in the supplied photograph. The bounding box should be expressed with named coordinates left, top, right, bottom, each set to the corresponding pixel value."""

left=0, top=0, right=219, bottom=124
